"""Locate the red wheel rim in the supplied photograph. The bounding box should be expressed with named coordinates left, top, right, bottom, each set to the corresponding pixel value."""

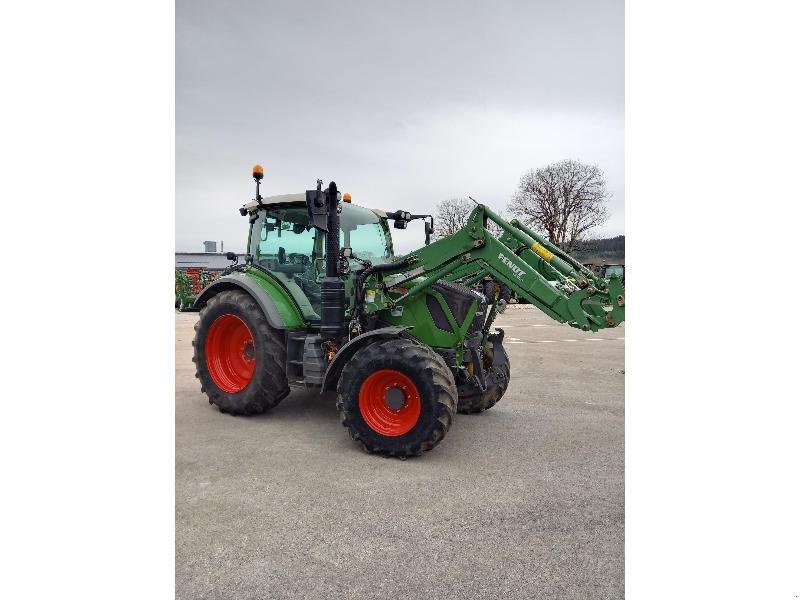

left=205, top=314, right=256, bottom=393
left=358, top=369, right=421, bottom=437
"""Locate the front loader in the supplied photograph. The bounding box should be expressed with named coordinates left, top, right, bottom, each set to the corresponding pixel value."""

left=192, top=166, right=625, bottom=457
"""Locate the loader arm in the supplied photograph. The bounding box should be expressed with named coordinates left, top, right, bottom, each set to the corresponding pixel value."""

left=361, top=204, right=624, bottom=332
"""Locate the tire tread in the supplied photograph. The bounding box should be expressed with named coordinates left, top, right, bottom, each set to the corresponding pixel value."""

left=336, top=338, right=456, bottom=458
left=193, top=290, right=289, bottom=416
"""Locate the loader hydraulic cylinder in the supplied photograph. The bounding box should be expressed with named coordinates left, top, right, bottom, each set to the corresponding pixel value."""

left=480, top=205, right=584, bottom=283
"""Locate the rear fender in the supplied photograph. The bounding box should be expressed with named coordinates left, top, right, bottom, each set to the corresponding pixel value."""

left=194, top=271, right=299, bottom=330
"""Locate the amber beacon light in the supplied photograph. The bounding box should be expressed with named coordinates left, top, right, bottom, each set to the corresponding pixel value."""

left=252, top=164, right=264, bottom=181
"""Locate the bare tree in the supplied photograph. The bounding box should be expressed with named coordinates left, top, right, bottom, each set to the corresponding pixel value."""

left=432, top=197, right=510, bottom=240
left=508, top=159, right=610, bottom=252
left=433, top=197, right=473, bottom=239
left=485, top=208, right=509, bottom=238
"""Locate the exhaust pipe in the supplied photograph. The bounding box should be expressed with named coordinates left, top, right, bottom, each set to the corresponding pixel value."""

left=320, top=181, right=346, bottom=344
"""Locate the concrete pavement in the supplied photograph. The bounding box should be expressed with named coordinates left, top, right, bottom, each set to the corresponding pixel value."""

left=176, top=306, right=624, bottom=599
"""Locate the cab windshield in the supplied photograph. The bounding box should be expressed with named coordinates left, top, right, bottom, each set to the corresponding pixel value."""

left=248, top=202, right=392, bottom=318
left=340, top=204, right=392, bottom=265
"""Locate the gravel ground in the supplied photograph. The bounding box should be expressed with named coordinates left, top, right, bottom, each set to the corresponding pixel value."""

left=176, top=305, right=625, bottom=599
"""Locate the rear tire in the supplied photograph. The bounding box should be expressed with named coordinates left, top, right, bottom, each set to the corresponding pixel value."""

left=193, top=290, right=289, bottom=415
left=457, top=337, right=511, bottom=414
left=337, top=338, right=457, bottom=458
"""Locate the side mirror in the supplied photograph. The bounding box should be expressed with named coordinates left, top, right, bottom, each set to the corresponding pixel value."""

left=305, top=180, right=330, bottom=232
left=424, top=220, right=434, bottom=245
left=225, top=251, right=237, bottom=262
left=340, top=247, right=353, bottom=259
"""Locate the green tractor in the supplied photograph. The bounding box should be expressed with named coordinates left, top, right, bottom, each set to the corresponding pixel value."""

left=192, top=166, right=625, bottom=457
left=584, top=262, right=626, bottom=285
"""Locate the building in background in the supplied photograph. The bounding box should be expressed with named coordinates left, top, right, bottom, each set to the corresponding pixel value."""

left=175, top=249, right=247, bottom=310
left=175, top=252, right=246, bottom=271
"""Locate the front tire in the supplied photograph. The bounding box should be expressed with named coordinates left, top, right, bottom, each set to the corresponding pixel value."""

left=337, top=338, right=457, bottom=458
left=192, top=290, right=289, bottom=415
left=457, top=336, right=511, bottom=414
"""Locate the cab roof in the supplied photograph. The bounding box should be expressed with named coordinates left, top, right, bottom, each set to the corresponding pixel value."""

left=241, top=194, right=387, bottom=219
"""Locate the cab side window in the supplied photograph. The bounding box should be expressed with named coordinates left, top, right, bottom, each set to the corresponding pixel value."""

left=255, top=214, right=318, bottom=274
left=250, top=208, right=323, bottom=319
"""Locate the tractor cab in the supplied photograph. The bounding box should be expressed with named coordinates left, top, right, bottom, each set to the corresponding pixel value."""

left=602, top=264, right=625, bottom=283
left=244, top=194, right=394, bottom=319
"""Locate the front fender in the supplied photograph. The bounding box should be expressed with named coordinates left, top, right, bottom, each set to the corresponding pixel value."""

left=194, top=271, right=304, bottom=330
left=321, top=326, right=413, bottom=392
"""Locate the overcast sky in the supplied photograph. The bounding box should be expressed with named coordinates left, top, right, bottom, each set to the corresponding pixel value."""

left=177, top=0, right=623, bottom=254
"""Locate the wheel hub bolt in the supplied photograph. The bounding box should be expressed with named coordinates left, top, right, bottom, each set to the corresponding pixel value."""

left=384, top=387, right=406, bottom=410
